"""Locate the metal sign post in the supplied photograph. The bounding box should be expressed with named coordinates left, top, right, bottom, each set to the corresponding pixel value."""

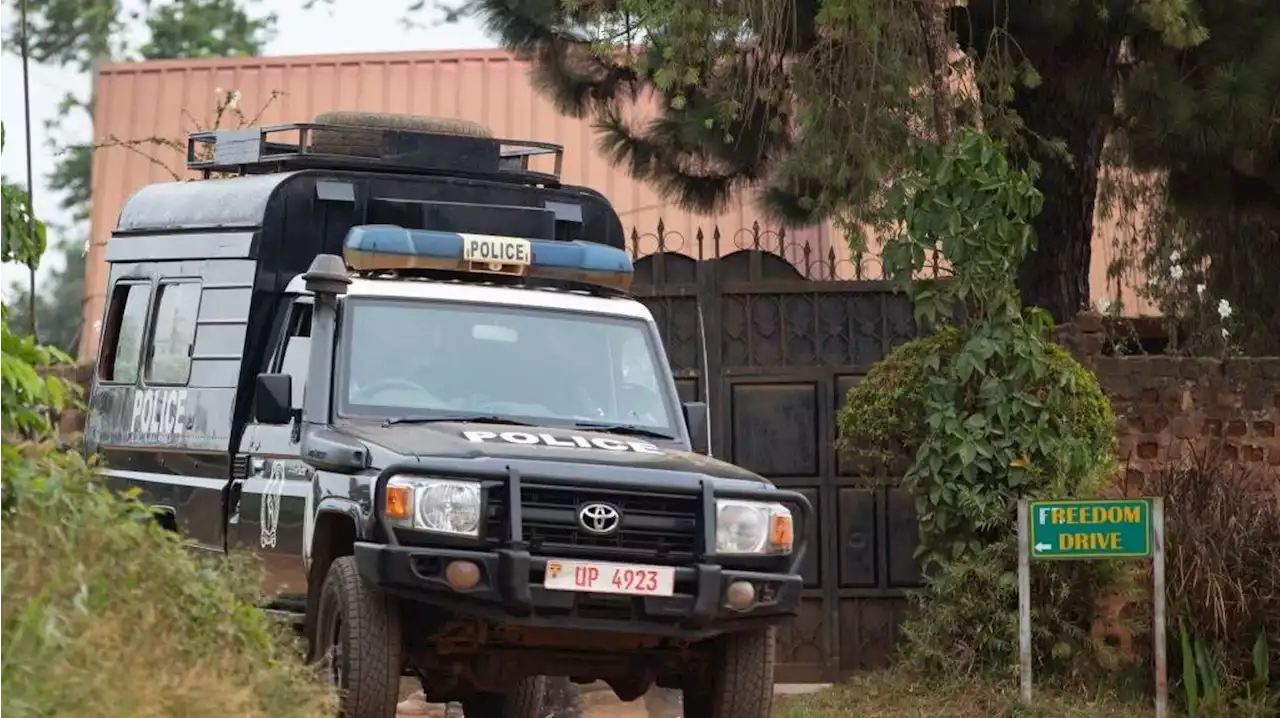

left=1016, top=497, right=1166, bottom=716
left=1017, top=499, right=1033, bottom=705
left=1153, top=497, right=1167, bottom=718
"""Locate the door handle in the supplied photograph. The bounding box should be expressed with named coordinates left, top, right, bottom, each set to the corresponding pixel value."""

left=251, top=457, right=265, bottom=473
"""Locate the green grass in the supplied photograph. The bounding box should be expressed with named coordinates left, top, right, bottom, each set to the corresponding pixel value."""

left=774, top=667, right=1158, bottom=718
left=1, top=448, right=335, bottom=718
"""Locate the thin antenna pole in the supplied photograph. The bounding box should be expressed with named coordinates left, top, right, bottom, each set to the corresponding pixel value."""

left=20, top=0, right=39, bottom=341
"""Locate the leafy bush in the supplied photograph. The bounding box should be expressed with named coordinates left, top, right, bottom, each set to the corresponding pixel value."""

left=1, top=449, right=336, bottom=717
left=841, top=129, right=1117, bottom=565
left=900, top=535, right=1141, bottom=689
left=836, top=129, right=1125, bottom=684
left=839, top=326, right=1115, bottom=487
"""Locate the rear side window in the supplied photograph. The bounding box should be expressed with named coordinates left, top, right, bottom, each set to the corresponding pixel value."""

left=98, top=282, right=152, bottom=383
left=146, top=281, right=202, bottom=385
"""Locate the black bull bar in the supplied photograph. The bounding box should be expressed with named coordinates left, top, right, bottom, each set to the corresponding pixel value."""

left=370, top=461, right=814, bottom=574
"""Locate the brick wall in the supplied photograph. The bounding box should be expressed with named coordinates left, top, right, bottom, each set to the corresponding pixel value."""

left=1055, top=313, right=1280, bottom=482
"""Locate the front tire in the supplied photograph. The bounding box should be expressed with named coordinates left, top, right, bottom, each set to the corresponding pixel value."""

left=460, top=676, right=545, bottom=718
left=315, top=556, right=403, bottom=718
left=681, top=626, right=776, bottom=718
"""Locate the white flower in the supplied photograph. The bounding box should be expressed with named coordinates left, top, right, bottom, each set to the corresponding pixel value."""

left=1195, top=283, right=1206, bottom=298
left=1217, top=299, right=1232, bottom=319
left=1169, top=250, right=1181, bottom=263
left=1221, top=327, right=1230, bottom=340
left=226, top=90, right=241, bottom=110
left=1169, top=265, right=1184, bottom=280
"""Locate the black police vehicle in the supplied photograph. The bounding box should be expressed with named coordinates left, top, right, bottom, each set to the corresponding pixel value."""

left=84, top=113, right=812, bottom=718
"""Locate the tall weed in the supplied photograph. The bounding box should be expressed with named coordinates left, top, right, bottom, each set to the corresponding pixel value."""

left=1, top=447, right=334, bottom=718
left=1143, top=448, right=1280, bottom=685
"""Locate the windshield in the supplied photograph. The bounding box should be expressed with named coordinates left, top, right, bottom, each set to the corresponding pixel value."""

left=336, top=297, right=679, bottom=436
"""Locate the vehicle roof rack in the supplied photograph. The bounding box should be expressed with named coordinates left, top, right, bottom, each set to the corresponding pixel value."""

left=186, top=123, right=564, bottom=184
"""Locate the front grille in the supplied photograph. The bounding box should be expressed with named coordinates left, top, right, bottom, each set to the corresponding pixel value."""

left=487, top=484, right=700, bottom=563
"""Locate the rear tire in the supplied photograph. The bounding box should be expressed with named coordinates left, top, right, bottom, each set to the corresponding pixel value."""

left=681, top=626, right=775, bottom=718
left=314, top=556, right=403, bottom=718
left=460, top=676, right=545, bottom=718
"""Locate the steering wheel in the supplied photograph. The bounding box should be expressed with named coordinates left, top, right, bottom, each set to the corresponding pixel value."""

left=357, top=377, right=439, bottom=403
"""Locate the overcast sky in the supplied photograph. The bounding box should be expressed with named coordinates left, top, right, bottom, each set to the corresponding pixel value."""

left=0, top=0, right=498, bottom=293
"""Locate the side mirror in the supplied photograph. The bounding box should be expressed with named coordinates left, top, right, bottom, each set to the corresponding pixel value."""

left=682, top=401, right=710, bottom=455
left=254, top=373, right=293, bottom=425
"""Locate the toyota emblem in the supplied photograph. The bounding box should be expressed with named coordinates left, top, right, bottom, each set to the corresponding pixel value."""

left=578, top=502, right=621, bottom=535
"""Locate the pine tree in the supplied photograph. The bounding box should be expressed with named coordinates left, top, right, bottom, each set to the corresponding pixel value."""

left=1117, top=0, right=1279, bottom=353
left=467, top=1, right=1273, bottom=329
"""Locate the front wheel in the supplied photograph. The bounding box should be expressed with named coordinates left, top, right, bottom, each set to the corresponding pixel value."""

left=681, top=626, right=776, bottom=718
left=314, top=556, right=403, bottom=718
left=460, top=676, right=545, bottom=718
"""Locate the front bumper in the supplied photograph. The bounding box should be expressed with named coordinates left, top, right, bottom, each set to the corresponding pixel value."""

left=353, top=542, right=803, bottom=637
left=361, top=462, right=813, bottom=638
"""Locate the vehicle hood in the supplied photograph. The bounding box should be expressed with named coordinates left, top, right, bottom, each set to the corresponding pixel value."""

left=335, top=420, right=768, bottom=484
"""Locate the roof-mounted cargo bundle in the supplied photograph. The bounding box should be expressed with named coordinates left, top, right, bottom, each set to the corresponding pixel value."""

left=186, top=111, right=564, bottom=185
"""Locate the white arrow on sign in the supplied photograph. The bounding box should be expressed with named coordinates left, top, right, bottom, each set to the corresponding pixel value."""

left=1034, top=542, right=1053, bottom=552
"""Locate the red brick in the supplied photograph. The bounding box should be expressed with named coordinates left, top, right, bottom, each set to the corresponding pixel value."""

left=1203, top=419, right=1224, bottom=436
left=1170, top=417, right=1196, bottom=439
left=1137, top=442, right=1160, bottom=459
left=1227, top=420, right=1249, bottom=437
left=1254, top=421, right=1276, bottom=438
left=1140, top=388, right=1161, bottom=405
left=1242, top=445, right=1266, bottom=463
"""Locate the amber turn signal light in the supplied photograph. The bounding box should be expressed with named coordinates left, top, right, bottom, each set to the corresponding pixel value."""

left=769, top=514, right=794, bottom=552
left=386, top=484, right=414, bottom=521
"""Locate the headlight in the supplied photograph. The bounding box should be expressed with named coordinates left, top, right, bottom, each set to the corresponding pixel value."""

left=715, top=499, right=794, bottom=555
left=385, top=477, right=482, bottom=537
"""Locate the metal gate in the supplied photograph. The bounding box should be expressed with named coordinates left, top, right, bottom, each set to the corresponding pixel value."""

left=629, top=222, right=928, bottom=683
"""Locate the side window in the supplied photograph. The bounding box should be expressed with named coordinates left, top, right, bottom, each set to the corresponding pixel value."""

left=146, top=281, right=202, bottom=385
left=98, top=282, right=152, bottom=383
left=279, top=302, right=313, bottom=409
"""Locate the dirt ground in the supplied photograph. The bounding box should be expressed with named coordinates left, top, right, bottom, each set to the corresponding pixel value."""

left=395, top=680, right=657, bottom=718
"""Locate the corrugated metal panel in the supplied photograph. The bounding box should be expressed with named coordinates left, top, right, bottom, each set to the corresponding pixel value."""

left=82, top=48, right=1152, bottom=359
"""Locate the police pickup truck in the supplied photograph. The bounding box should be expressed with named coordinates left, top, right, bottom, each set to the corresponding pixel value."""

left=84, top=114, right=811, bottom=718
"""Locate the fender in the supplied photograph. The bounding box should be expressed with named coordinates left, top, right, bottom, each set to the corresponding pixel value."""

left=306, top=496, right=367, bottom=573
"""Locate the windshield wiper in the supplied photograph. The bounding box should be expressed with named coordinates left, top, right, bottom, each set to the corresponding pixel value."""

left=381, top=415, right=536, bottom=428
left=572, top=422, right=676, bottom=441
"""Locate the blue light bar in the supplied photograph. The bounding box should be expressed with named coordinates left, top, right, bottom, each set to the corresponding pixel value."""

left=342, top=225, right=634, bottom=291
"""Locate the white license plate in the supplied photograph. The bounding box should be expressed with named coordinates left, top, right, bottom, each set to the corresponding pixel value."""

left=462, top=235, right=532, bottom=268
left=544, top=559, right=675, bottom=597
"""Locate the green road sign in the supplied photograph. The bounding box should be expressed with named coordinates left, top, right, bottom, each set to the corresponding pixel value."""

left=1028, top=499, right=1153, bottom=560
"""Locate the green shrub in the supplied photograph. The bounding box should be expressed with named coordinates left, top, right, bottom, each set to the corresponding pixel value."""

left=899, top=535, right=1142, bottom=689
left=839, top=326, right=1114, bottom=474
left=838, top=321, right=1117, bottom=564
left=841, top=130, right=1126, bottom=684
left=1, top=448, right=335, bottom=717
